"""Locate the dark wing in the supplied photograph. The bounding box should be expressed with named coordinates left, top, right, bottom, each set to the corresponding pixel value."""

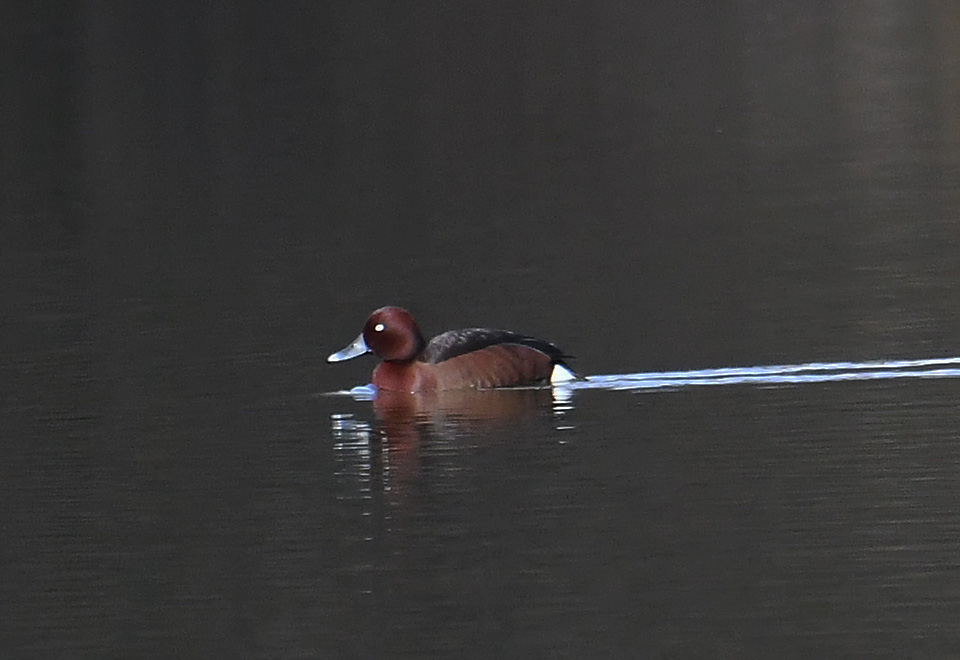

left=421, top=328, right=571, bottom=365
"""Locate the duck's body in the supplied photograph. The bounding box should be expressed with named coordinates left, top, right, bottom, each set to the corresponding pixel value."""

left=328, top=307, right=574, bottom=393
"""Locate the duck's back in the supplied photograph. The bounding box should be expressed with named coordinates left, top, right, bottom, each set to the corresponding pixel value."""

left=422, top=328, right=569, bottom=365
left=420, top=328, right=571, bottom=389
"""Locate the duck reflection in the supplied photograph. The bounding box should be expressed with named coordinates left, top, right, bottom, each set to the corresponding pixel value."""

left=375, top=386, right=558, bottom=425
left=330, top=385, right=574, bottom=503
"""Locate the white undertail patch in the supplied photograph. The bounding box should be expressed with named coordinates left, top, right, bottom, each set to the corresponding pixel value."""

left=550, top=364, right=577, bottom=383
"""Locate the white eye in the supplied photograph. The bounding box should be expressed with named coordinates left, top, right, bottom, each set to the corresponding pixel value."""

left=374, top=323, right=385, bottom=332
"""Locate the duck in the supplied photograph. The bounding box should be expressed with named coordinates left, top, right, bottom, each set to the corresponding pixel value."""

left=327, top=306, right=575, bottom=392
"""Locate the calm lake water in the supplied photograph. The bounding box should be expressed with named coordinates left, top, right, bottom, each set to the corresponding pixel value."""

left=4, top=2, right=960, bottom=658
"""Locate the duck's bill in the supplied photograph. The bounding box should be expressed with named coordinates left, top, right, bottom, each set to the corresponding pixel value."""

left=327, top=333, right=371, bottom=363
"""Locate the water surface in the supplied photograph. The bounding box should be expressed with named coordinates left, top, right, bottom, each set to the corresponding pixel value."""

left=4, top=2, right=960, bottom=658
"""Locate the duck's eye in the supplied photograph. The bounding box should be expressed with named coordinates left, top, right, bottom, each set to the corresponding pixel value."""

left=374, top=323, right=385, bottom=332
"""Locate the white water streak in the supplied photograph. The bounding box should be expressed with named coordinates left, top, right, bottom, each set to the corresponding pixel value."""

left=575, top=356, right=960, bottom=391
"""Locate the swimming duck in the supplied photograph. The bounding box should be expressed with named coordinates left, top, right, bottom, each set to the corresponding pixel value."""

left=328, top=306, right=574, bottom=392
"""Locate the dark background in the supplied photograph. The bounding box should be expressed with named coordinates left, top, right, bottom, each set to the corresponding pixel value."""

left=6, top=2, right=960, bottom=378
left=4, top=2, right=960, bottom=658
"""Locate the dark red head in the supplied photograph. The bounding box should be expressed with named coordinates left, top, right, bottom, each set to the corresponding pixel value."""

left=361, top=306, right=426, bottom=362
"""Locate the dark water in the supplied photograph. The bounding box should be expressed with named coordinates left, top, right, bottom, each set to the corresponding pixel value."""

left=4, top=2, right=960, bottom=658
